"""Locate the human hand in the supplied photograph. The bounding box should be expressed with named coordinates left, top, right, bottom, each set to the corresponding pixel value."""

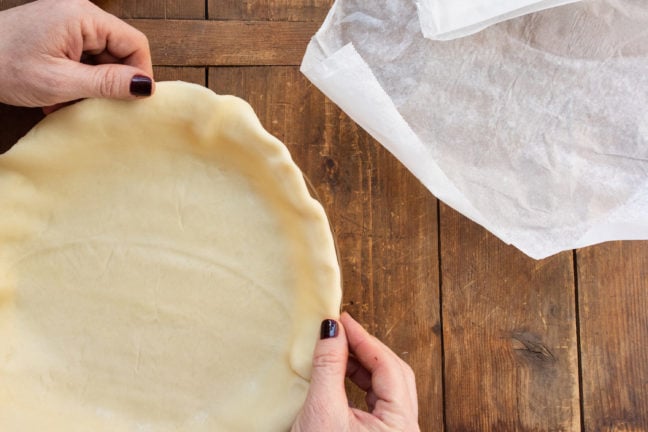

left=292, top=312, right=420, bottom=432
left=0, top=0, right=154, bottom=113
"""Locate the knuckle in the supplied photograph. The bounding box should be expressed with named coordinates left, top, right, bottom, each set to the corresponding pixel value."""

left=96, top=69, right=122, bottom=98
left=311, top=350, right=342, bottom=371
left=404, top=363, right=416, bottom=381
left=137, top=30, right=150, bottom=46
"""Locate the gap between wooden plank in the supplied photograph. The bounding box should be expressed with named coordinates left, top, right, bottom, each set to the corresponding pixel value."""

left=573, top=250, right=586, bottom=432
left=436, top=198, right=448, bottom=432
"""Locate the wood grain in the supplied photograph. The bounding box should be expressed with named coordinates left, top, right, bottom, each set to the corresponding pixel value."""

left=0, top=0, right=204, bottom=17
left=441, top=204, right=580, bottom=431
left=577, top=241, right=648, bottom=431
left=153, top=66, right=205, bottom=85
left=129, top=19, right=319, bottom=66
left=93, top=0, right=204, bottom=19
left=0, top=4, right=317, bottom=66
left=208, top=0, right=332, bottom=22
left=208, top=66, right=444, bottom=431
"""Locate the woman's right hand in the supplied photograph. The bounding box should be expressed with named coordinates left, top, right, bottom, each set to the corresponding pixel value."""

left=0, top=0, right=154, bottom=112
left=292, top=312, right=420, bottom=432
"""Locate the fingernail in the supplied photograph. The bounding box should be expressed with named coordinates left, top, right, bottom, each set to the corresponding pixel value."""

left=130, top=75, right=152, bottom=97
left=320, top=319, right=338, bottom=339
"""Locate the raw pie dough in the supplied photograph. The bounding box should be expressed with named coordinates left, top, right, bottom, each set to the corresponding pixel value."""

left=0, top=82, right=341, bottom=431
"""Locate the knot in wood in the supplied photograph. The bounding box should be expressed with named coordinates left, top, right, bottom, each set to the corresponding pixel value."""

left=511, top=331, right=555, bottom=364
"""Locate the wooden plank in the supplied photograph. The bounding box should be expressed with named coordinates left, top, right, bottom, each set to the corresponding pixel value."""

left=208, top=0, right=332, bottom=22
left=0, top=10, right=316, bottom=66
left=93, top=0, right=204, bottom=19
left=209, top=66, right=443, bottom=431
left=440, top=204, right=581, bottom=431
left=153, top=66, right=205, bottom=85
left=129, top=20, right=319, bottom=66
left=578, top=241, right=648, bottom=431
left=0, top=1, right=205, bottom=18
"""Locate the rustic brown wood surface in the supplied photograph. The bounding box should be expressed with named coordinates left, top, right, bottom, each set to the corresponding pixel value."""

left=441, top=204, right=581, bottom=431
left=208, top=0, right=332, bottom=21
left=94, top=0, right=205, bottom=19
left=127, top=19, right=320, bottom=66
left=1, top=1, right=648, bottom=431
left=577, top=242, right=648, bottom=431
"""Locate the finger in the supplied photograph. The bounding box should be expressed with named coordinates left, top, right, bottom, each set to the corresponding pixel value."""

left=50, top=59, right=154, bottom=101
left=81, top=2, right=153, bottom=76
left=341, top=312, right=409, bottom=403
left=402, top=362, right=419, bottom=411
left=366, top=390, right=379, bottom=412
left=346, top=356, right=372, bottom=392
left=89, top=51, right=121, bottom=65
left=42, top=102, right=71, bottom=115
left=303, top=318, right=350, bottom=416
left=350, top=408, right=382, bottom=428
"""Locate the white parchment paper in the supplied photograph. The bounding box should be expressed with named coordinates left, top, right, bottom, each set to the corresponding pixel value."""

left=416, top=0, right=580, bottom=40
left=301, top=0, right=648, bottom=259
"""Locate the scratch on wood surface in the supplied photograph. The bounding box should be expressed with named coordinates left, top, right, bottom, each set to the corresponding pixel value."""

left=511, top=331, right=555, bottom=364
left=339, top=213, right=369, bottom=234
left=382, top=305, right=414, bottom=339
left=460, top=279, right=476, bottom=293
left=473, top=305, right=502, bottom=328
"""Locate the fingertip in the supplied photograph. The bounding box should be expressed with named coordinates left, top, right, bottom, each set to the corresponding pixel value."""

left=42, top=105, right=58, bottom=115
left=340, top=311, right=368, bottom=339
left=308, top=317, right=349, bottom=402
left=129, top=74, right=153, bottom=97
left=340, top=311, right=354, bottom=324
left=320, top=319, right=339, bottom=339
left=316, top=316, right=347, bottom=348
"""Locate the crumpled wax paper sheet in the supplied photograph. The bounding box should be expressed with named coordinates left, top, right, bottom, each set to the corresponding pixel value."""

left=301, top=0, right=648, bottom=259
left=417, top=0, right=580, bottom=40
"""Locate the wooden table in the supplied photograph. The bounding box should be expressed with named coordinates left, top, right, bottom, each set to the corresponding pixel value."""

left=1, top=1, right=647, bottom=431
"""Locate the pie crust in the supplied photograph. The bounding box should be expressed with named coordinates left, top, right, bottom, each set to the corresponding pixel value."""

left=0, top=82, right=341, bottom=431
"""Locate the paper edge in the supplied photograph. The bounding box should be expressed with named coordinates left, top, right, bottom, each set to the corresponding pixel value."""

left=301, top=4, right=648, bottom=260
left=416, top=0, right=582, bottom=41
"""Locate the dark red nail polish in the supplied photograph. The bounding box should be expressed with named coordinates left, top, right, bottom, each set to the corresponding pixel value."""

left=130, top=75, right=152, bottom=97
left=320, top=319, right=338, bottom=339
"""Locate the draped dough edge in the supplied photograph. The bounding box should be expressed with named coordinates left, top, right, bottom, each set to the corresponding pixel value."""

left=143, top=81, right=343, bottom=381
left=1, top=80, right=342, bottom=383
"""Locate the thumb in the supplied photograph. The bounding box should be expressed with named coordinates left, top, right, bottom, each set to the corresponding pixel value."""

left=304, top=319, right=350, bottom=415
left=54, top=61, right=154, bottom=102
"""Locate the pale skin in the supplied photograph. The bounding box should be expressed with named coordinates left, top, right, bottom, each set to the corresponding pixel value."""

left=293, top=312, right=420, bottom=432
left=0, top=0, right=155, bottom=113
left=0, top=1, right=420, bottom=430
